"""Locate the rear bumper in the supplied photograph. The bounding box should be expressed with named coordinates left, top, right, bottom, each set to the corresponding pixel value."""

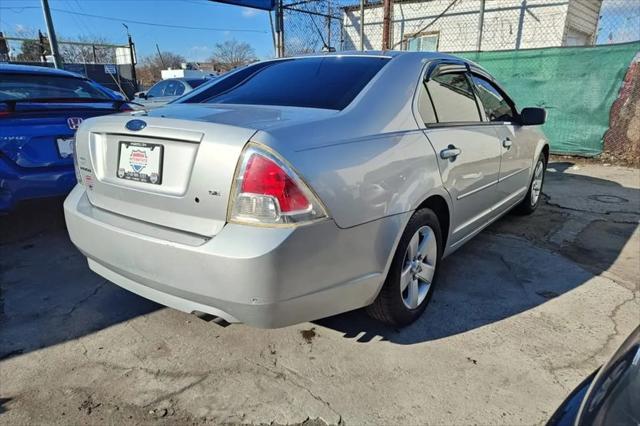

left=64, top=186, right=407, bottom=328
left=0, top=155, right=75, bottom=211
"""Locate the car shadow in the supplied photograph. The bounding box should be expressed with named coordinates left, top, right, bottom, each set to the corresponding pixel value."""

left=0, top=198, right=160, bottom=361
left=0, top=161, right=637, bottom=354
left=315, top=161, right=639, bottom=344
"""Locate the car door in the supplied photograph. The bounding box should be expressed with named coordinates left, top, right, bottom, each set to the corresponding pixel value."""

left=469, top=72, right=535, bottom=212
left=417, top=64, right=502, bottom=246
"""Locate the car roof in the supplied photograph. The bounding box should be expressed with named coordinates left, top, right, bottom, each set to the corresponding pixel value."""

left=0, top=63, right=85, bottom=78
left=280, top=50, right=488, bottom=77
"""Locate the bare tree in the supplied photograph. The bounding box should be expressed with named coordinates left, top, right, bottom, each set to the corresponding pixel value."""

left=210, top=39, right=256, bottom=71
left=59, top=36, right=116, bottom=64
left=137, top=52, right=186, bottom=88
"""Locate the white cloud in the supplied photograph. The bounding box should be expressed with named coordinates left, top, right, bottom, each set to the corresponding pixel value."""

left=241, top=7, right=260, bottom=18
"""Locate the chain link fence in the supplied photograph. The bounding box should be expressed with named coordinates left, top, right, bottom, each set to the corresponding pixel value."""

left=282, top=0, right=639, bottom=157
left=0, top=33, right=138, bottom=98
left=283, top=0, right=639, bottom=55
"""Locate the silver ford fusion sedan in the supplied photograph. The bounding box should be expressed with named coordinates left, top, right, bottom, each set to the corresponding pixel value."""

left=64, top=51, right=549, bottom=328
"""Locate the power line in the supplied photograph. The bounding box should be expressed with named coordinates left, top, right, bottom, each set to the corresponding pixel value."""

left=0, top=6, right=267, bottom=33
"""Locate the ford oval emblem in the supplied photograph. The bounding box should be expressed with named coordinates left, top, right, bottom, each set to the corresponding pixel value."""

left=126, top=119, right=147, bottom=131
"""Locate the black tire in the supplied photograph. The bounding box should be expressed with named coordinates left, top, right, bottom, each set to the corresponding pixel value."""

left=367, top=208, right=442, bottom=326
left=514, top=153, right=547, bottom=215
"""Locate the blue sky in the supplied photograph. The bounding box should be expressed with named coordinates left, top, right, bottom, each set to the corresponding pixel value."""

left=0, top=0, right=275, bottom=61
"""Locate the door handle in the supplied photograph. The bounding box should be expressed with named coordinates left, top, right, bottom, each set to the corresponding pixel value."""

left=503, top=138, right=513, bottom=149
left=440, top=145, right=462, bottom=160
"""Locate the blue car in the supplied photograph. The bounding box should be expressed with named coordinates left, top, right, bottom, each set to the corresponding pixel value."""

left=0, top=64, right=133, bottom=212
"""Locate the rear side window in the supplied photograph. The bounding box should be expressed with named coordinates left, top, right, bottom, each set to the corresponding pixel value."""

left=425, top=72, right=480, bottom=123
left=196, top=56, right=390, bottom=110
left=0, top=73, right=110, bottom=101
left=470, top=74, right=516, bottom=122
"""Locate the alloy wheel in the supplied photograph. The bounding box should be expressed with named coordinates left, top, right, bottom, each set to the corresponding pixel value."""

left=531, top=159, right=545, bottom=206
left=400, top=225, right=438, bottom=309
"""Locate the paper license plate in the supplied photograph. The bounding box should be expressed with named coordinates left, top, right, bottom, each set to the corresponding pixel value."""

left=117, top=141, right=164, bottom=185
left=56, top=137, right=75, bottom=159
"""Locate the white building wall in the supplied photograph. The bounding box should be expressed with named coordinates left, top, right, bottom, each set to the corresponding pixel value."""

left=564, top=0, right=602, bottom=44
left=342, top=0, right=600, bottom=52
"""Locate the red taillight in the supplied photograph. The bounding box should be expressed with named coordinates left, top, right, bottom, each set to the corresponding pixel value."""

left=241, top=154, right=310, bottom=213
left=229, top=144, right=328, bottom=225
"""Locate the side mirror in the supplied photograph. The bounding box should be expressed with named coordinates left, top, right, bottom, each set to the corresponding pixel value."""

left=134, top=91, right=147, bottom=100
left=520, top=107, right=546, bottom=126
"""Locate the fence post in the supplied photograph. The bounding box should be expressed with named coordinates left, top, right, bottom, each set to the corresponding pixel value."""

left=326, top=0, right=331, bottom=50
left=38, top=30, right=47, bottom=62
left=476, top=0, right=485, bottom=51
left=360, top=0, right=365, bottom=50
left=128, top=34, right=139, bottom=93
left=275, top=0, right=284, bottom=57
left=382, top=0, right=392, bottom=50
left=515, top=0, right=527, bottom=50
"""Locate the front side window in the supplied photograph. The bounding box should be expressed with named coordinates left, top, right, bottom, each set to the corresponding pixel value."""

left=0, top=74, right=110, bottom=101
left=194, top=56, right=390, bottom=110
left=426, top=71, right=481, bottom=123
left=470, top=74, right=516, bottom=122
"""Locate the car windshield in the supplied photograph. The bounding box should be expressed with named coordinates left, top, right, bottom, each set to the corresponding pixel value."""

left=0, top=73, right=111, bottom=101
left=194, top=56, right=390, bottom=110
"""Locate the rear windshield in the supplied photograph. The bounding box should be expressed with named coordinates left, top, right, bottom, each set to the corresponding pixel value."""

left=185, top=78, right=210, bottom=88
left=184, top=56, right=389, bottom=110
left=0, top=73, right=110, bottom=101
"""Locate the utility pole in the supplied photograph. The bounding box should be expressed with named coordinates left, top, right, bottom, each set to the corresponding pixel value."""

left=382, top=0, right=392, bottom=50
left=476, top=0, right=485, bottom=51
left=40, top=0, right=62, bottom=68
left=359, top=0, right=365, bottom=50
left=156, top=43, right=166, bottom=68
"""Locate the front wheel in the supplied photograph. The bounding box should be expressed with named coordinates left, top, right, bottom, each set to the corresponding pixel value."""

left=515, top=154, right=546, bottom=215
left=367, top=208, right=442, bottom=326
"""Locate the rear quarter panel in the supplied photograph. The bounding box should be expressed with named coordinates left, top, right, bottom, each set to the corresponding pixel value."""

left=282, top=131, right=447, bottom=230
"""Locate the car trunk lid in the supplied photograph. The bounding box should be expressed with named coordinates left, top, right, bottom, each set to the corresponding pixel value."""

left=76, top=114, right=257, bottom=237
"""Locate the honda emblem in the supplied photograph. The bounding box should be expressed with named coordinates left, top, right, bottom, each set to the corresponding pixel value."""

left=67, top=117, right=83, bottom=130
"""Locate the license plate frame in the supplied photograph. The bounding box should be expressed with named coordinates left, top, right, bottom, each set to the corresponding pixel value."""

left=116, top=141, right=164, bottom=185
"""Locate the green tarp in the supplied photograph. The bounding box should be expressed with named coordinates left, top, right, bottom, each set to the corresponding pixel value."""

left=459, top=42, right=640, bottom=156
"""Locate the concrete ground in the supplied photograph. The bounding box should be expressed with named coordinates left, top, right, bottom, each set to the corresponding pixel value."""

left=1, top=160, right=638, bottom=426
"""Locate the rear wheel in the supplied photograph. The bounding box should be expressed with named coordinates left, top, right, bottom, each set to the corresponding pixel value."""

left=515, top=154, right=546, bottom=215
left=367, top=208, right=442, bottom=326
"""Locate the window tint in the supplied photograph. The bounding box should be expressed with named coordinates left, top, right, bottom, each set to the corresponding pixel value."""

left=0, top=74, right=110, bottom=101
left=147, top=80, right=169, bottom=98
left=426, top=72, right=480, bottom=122
left=185, top=78, right=210, bottom=88
left=197, top=57, right=389, bottom=110
left=470, top=74, right=516, bottom=122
